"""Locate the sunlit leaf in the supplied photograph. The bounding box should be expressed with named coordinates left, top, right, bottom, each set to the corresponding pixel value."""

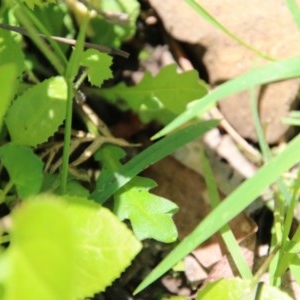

left=64, top=195, right=142, bottom=297
left=95, top=145, right=178, bottom=242
left=5, top=76, right=67, bottom=147
left=81, top=49, right=113, bottom=87
left=96, top=64, right=208, bottom=123
left=115, top=176, right=178, bottom=242
left=2, top=194, right=141, bottom=299
left=4, top=197, right=75, bottom=300
left=154, top=56, right=300, bottom=138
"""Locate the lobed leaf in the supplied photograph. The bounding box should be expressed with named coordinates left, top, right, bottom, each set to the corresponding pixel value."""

left=5, top=76, right=67, bottom=147
left=154, top=55, right=300, bottom=139
left=0, top=143, right=43, bottom=198
left=95, top=145, right=178, bottom=242
left=98, top=64, right=208, bottom=123
left=81, top=49, right=113, bottom=87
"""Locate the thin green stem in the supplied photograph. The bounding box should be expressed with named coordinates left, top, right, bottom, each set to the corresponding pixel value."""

left=253, top=245, right=280, bottom=285
left=60, top=18, right=89, bottom=194
left=74, top=69, right=88, bottom=89
left=0, top=180, right=14, bottom=204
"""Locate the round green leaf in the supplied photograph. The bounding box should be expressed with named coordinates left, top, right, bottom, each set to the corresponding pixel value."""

left=4, top=196, right=75, bottom=300
left=64, top=195, right=142, bottom=297
left=5, top=76, right=67, bottom=147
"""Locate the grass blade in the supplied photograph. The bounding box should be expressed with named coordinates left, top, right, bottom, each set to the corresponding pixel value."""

left=184, top=0, right=275, bottom=61
left=134, top=133, right=300, bottom=294
left=153, top=55, right=300, bottom=139
left=286, top=0, right=300, bottom=32
left=200, top=148, right=253, bottom=280
left=91, top=120, right=218, bottom=203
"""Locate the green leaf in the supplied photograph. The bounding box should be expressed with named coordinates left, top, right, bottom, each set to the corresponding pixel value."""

left=89, top=0, right=140, bottom=48
left=99, top=64, right=208, bottom=123
left=81, top=49, right=113, bottom=87
left=4, top=197, right=75, bottom=300
left=154, top=55, right=300, bottom=139
left=41, top=173, right=89, bottom=197
left=21, top=0, right=56, bottom=10
left=91, top=120, right=218, bottom=203
left=0, top=29, right=24, bottom=131
left=95, top=145, right=178, bottom=242
left=2, top=194, right=142, bottom=300
left=196, top=278, right=292, bottom=300
left=64, top=195, right=142, bottom=297
left=115, top=176, right=178, bottom=242
left=0, top=143, right=43, bottom=198
left=5, top=76, right=67, bottom=147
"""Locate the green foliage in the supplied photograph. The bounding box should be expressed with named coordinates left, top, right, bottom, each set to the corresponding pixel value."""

left=1, top=0, right=300, bottom=298
left=2, top=194, right=141, bottom=299
left=0, top=143, right=43, bottom=198
left=64, top=195, right=142, bottom=297
left=89, top=0, right=140, bottom=48
left=154, top=56, right=300, bottom=139
left=196, top=278, right=293, bottom=300
left=91, top=120, right=218, bottom=203
left=0, top=29, right=24, bottom=131
left=81, top=49, right=113, bottom=87
left=5, top=76, right=67, bottom=147
left=99, top=64, right=208, bottom=123
left=21, top=0, right=56, bottom=10
left=95, top=145, right=178, bottom=243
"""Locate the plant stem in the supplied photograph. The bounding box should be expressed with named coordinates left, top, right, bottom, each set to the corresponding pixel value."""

left=60, top=18, right=89, bottom=194
left=0, top=180, right=14, bottom=204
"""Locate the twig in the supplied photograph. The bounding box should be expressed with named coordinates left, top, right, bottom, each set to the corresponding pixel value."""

left=0, top=23, right=129, bottom=58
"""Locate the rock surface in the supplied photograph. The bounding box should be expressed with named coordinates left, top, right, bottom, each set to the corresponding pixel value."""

left=149, top=0, right=300, bottom=143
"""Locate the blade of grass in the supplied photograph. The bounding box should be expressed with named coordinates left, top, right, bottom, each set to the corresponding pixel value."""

left=184, top=0, right=275, bottom=61
left=90, top=120, right=219, bottom=203
left=153, top=55, right=300, bottom=140
left=249, top=87, right=290, bottom=283
left=134, top=132, right=300, bottom=294
left=200, top=148, right=253, bottom=279
left=286, top=0, right=300, bottom=32
left=249, top=88, right=271, bottom=161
